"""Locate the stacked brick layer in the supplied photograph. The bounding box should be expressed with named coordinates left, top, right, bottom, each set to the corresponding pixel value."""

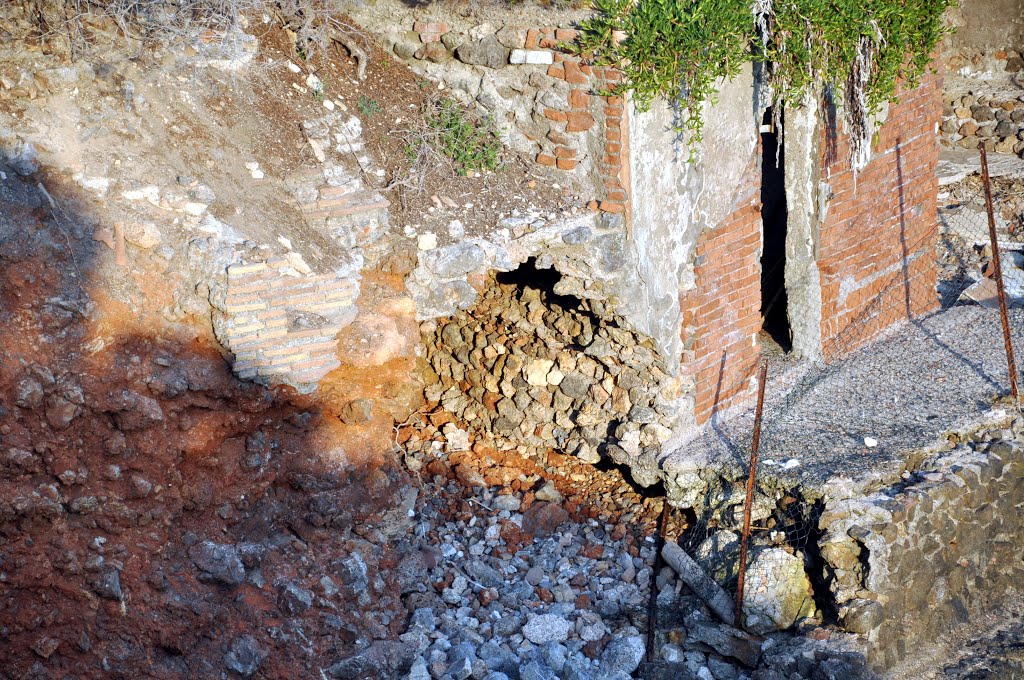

left=818, top=70, right=943, bottom=359
left=681, top=158, right=764, bottom=426
left=222, top=259, right=358, bottom=388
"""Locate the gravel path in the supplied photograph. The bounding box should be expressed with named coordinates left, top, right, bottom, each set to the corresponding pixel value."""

left=665, top=306, right=1024, bottom=493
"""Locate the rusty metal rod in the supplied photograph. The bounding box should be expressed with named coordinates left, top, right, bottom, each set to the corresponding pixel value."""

left=979, top=143, right=1020, bottom=403
left=736, top=359, right=769, bottom=625
left=646, top=500, right=671, bottom=662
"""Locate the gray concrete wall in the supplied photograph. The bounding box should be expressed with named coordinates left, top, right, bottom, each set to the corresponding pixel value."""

left=624, top=65, right=760, bottom=376
left=783, top=98, right=824, bottom=359
left=947, top=0, right=1024, bottom=55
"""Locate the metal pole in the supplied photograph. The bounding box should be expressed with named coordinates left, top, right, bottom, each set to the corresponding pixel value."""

left=736, top=359, right=769, bottom=624
left=646, top=501, right=671, bottom=662
left=979, top=143, right=1020, bottom=403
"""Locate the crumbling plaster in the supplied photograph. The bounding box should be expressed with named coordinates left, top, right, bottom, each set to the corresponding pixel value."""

left=623, top=65, right=761, bottom=372
left=783, top=98, right=825, bottom=359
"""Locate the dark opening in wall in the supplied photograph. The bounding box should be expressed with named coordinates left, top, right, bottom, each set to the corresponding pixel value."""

left=495, top=257, right=585, bottom=314
left=760, top=108, right=793, bottom=353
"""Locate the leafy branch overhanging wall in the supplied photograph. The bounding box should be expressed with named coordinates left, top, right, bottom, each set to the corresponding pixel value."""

left=577, top=0, right=955, bottom=163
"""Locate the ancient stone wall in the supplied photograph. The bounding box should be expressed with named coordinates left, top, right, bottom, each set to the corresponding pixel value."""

left=357, top=0, right=943, bottom=436
left=941, top=87, right=1024, bottom=156
left=817, top=420, right=1024, bottom=669
left=382, top=18, right=629, bottom=215
left=944, top=0, right=1024, bottom=65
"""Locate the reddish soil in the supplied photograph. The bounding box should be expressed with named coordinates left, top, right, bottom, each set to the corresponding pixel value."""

left=0, top=172, right=411, bottom=679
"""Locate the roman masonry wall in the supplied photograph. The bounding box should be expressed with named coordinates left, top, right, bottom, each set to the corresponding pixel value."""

left=817, top=420, right=1024, bottom=669
left=817, top=69, right=943, bottom=359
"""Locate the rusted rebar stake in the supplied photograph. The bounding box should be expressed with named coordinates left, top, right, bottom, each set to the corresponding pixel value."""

left=980, top=144, right=1020, bottom=404
left=646, top=500, right=671, bottom=662
left=736, top=359, right=769, bottom=625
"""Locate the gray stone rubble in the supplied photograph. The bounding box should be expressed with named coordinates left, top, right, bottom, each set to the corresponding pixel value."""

left=420, top=273, right=684, bottom=480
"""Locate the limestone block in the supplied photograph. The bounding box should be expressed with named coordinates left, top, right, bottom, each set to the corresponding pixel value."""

left=741, top=548, right=815, bottom=634
left=510, top=49, right=554, bottom=65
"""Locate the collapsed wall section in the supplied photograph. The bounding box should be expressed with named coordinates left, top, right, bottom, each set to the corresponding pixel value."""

left=420, top=267, right=685, bottom=485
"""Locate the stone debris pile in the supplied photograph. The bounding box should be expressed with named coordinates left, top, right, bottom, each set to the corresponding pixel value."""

left=421, top=274, right=678, bottom=480
left=385, top=444, right=876, bottom=680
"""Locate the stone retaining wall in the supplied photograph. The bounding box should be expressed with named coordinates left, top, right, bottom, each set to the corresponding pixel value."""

left=941, top=90, right=1024, bottom=157
left=816, top=417, right=1024, bottom=668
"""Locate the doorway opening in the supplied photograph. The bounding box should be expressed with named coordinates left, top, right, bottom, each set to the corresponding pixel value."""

left=760, top=107, right=792, bottom=354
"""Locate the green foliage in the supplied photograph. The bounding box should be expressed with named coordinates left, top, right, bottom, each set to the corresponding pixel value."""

left=357, top=96, right=382, bottom=117
left=578, top=0, right=955, bottom=156
left=426, top=99, right=502, bottom=175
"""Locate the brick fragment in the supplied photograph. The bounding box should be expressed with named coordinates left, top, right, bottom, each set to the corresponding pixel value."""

left=569, top=90, right=591, bottom=109
left=565, top=111, right=595, bottom=132
left=556, top=158, right=579, bottom=170
left=413, top=21, right=448, bottom=33
left=554, top=146, right=576, bottom=159
left=546, top=65, right=565, bottom=80
left=543, top=109, right=568, bottom=122
left=562, top=61, right=588, bottom=84
left=536, top=153, right=557, bottom=167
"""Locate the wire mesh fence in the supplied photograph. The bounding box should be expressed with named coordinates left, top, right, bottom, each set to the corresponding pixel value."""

left=673, top=145, right=1024, bottom=634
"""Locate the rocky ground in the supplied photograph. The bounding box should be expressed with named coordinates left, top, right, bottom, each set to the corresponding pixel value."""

left=2, top=5, right=1024, bottom=680
left=943, top=612, right=1024, bottom=679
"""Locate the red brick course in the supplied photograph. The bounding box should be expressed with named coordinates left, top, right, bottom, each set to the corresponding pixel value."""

left=817, top=68, right=942, bottom=360
left=681, top=66, right=941, bottom=425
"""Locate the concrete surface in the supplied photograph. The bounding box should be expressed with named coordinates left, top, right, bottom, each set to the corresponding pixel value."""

left=938, top=146, right=1024, bottom=186
left=625, top=65, right=760, bottom=373
left=662, top=305, right=1024, bottom=498
left=945, top=0, right=1024, bottom=57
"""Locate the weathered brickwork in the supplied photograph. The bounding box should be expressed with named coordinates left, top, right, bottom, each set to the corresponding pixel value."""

left=818, top=69, right=943, bottom=359
left=221, top=259, right=358, bottom=389
left=681, top=158, right=764, bottom=426
left=681, top=69, right=941, bottom=424
left=399, top=21, right=629, bottom=215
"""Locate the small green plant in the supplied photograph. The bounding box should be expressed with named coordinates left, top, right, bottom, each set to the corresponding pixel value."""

left=426, top=99, right=502, bottom=175
left=357, top=96, right=382, bottom=117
